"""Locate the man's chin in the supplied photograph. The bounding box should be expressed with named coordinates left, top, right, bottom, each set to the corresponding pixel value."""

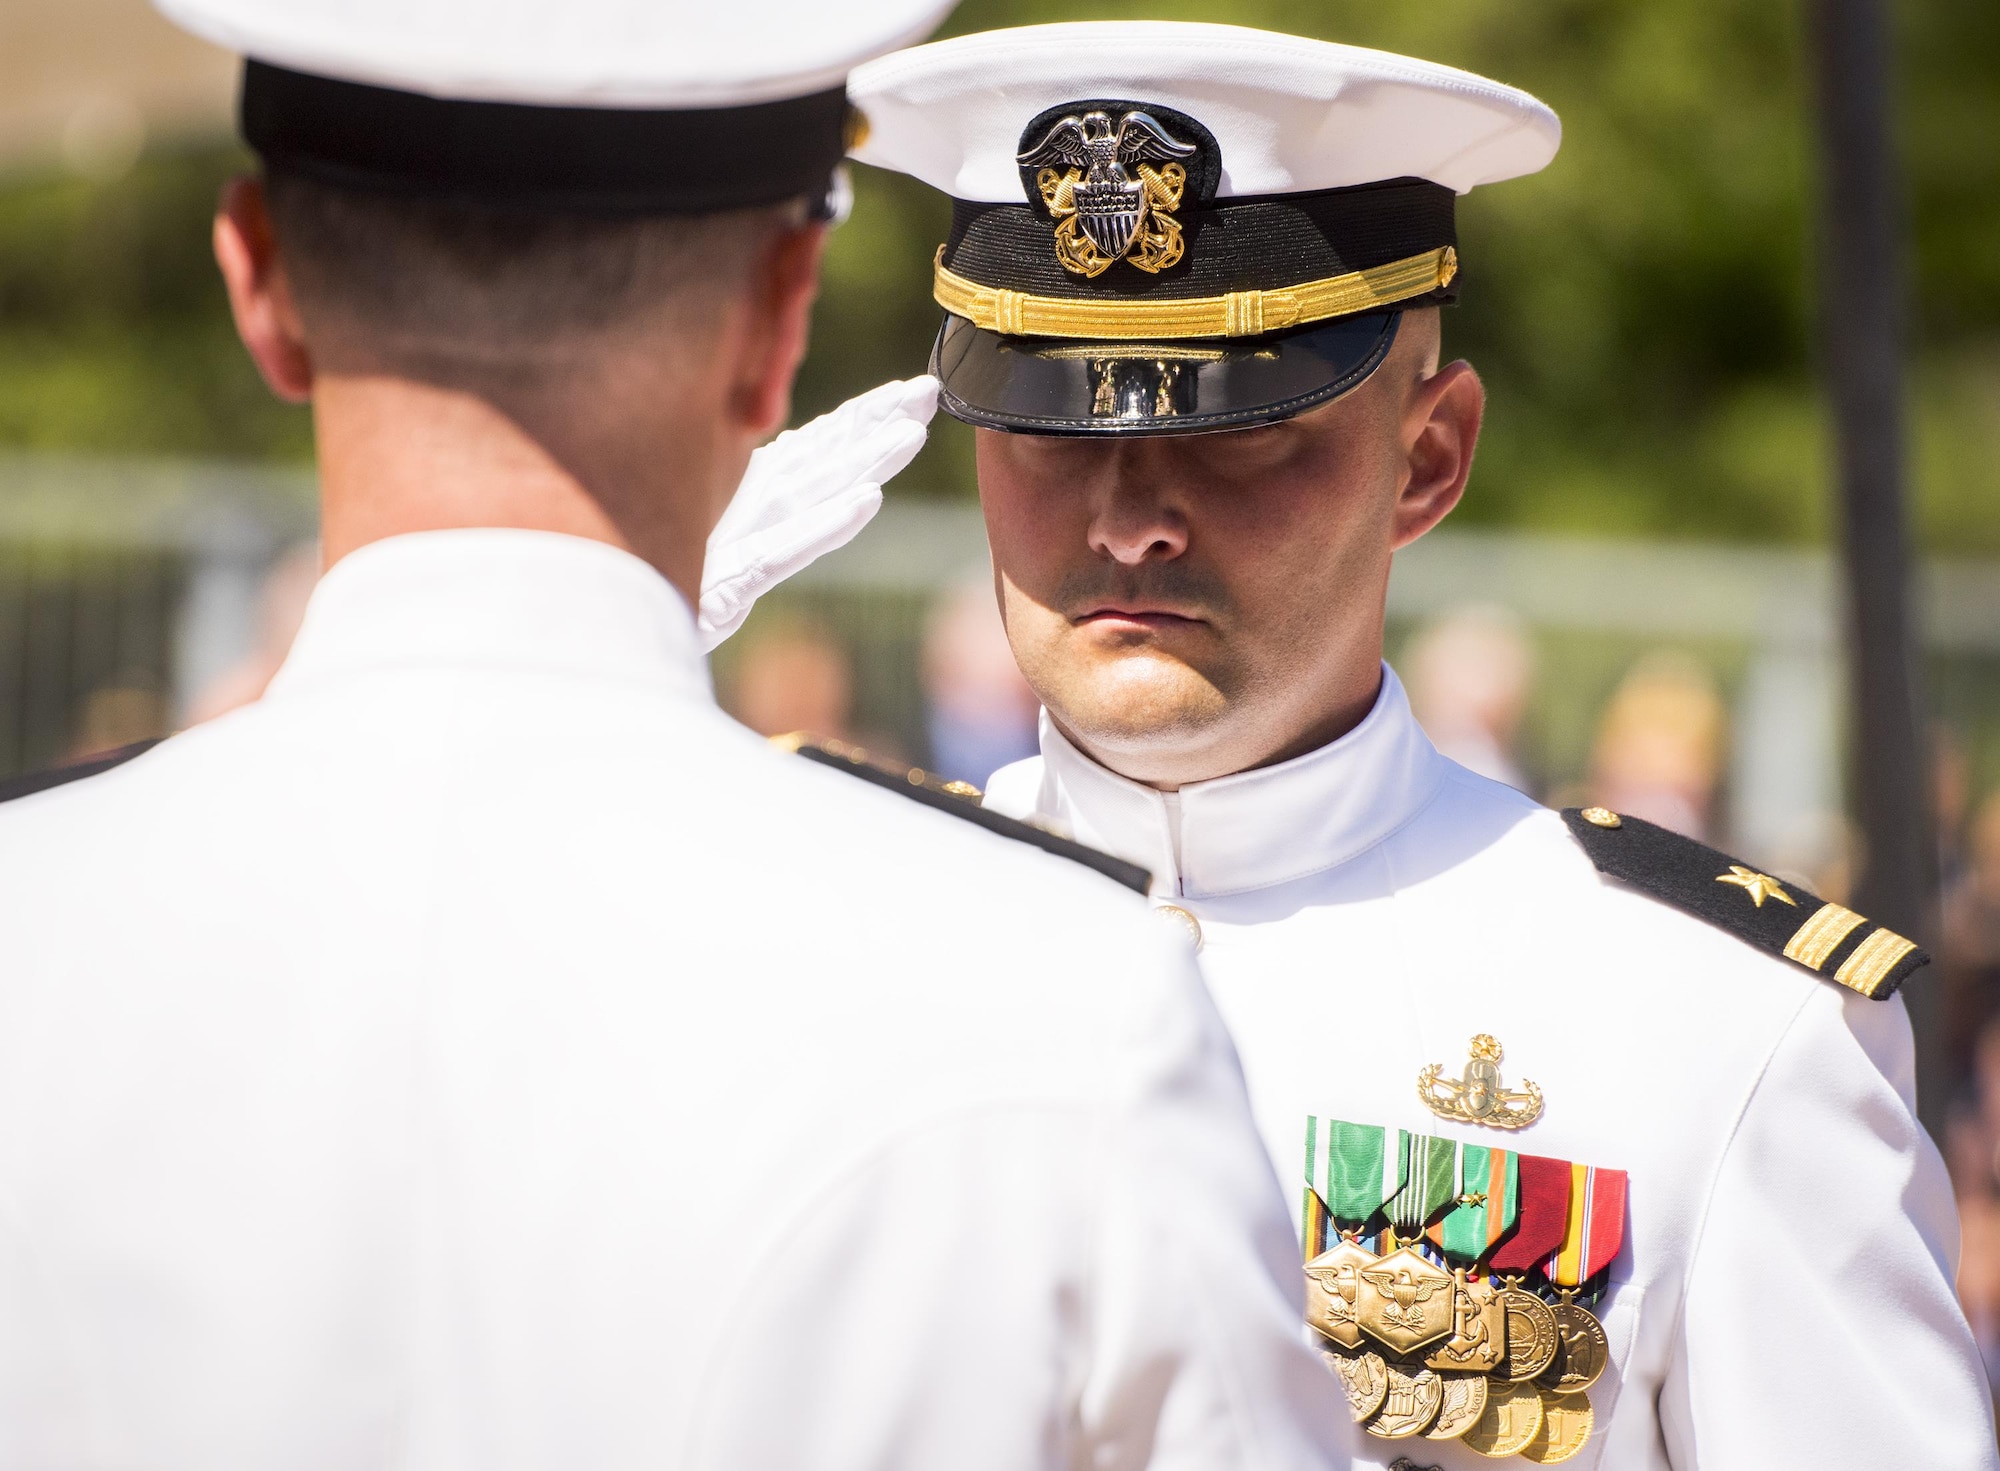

left=1033, top=649, right=1232, bottom=755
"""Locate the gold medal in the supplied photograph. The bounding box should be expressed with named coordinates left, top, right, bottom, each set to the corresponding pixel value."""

left=1536, top=1296, right=1610, bottom=1394
left=1356, top=1245, right=1457, bottom=1355
left=1520, top=1390, right=1595, bottom=1464
left=1423, top=1370, right=1489, bottom=1441
left=1320, top=1345, right=1388, bottom=1421
left=1363, top=1361, right=1444, bottom=1439
left=1461, top=1376, right=1546, bottom=1458
left=1495, top=1282, right=1560, bottom=1382
left=1423, top=1270, right=1507, bottom=1373
left=1304, top=1238, right=1376, bottom=1350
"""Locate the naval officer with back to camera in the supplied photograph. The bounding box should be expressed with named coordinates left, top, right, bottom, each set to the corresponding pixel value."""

left=0, top=4, right=1356, bottom=1468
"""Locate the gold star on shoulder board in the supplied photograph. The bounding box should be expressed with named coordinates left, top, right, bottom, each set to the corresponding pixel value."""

left=1716, top=865, right=1797, bottom=908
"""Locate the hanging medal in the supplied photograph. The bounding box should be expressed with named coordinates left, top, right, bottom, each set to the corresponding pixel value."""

left=1516, top=1163, right=1626, bottom=1465
left=1356, top=1132, right=1459, bottom=1354
left=1301, top=1119, right=1408, bottom=1422
left=1355, top=1133, right=1460, bottom=1441
left=1422, top=1143, right=1516, bottom=1379
left=1481, top=1152, right=1570, bottom=1387
left=1302, top=1119, right=1408, bottom=1347
left=1535, top=1163, right=1627, bottom=1397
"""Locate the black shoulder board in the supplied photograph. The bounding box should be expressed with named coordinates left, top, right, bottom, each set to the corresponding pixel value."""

left=0, top=738, right=161, bottom=806
left=1561, top=805, right=1927, bottom=999
left=775, top=732, right=1152, bottom=895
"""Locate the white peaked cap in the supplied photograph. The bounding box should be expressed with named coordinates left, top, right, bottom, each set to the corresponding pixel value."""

left=850, top=21, right=1561, bottom=201
left=156, top=0, right=956, bottom=108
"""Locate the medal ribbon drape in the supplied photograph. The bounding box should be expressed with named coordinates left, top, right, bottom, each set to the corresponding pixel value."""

left=1545, top=1163, right=1629, bottom=1286
left=1429, top=1144, right=1520, bottom=1261
left=1385, top=1132, right=1457, bottom=1241
left=1302, top=1117, right=1408, bottom=1254
left=1485, top=1150, right=1573, bottom=1275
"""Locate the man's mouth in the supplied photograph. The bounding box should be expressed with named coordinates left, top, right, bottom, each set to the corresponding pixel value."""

left=1072, top=605, right=1206, bottom=632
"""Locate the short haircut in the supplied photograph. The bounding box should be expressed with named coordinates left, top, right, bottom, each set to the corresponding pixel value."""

left=263, top=169, right=805, bottom=368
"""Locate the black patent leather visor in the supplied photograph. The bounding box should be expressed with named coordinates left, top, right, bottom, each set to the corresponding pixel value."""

left=931, top=310, right=1402, bottom=437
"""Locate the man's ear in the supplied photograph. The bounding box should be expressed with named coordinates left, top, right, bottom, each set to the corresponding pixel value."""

left=213, top=176, right=314, bottom=404
left=1390, top=359, right=1484, bottom=551
left=725, top=220, right=828, bottom=440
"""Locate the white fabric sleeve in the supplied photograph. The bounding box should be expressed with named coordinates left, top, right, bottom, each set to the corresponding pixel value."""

left=0, top=1189, right=87, bottom=1468
left=1660, top=985, right=1998, bottom=1469
left=1072, top=943, right=1355, bottom=1471
left=677, top=927, right=1350, bottom=1471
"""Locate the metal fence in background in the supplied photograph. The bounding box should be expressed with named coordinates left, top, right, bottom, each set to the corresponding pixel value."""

left=0, top=454, right=313, bottom=770
left=0, top=541, right=181, bottom=771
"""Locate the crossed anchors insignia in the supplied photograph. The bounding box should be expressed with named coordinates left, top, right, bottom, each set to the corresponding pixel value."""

left=1017, top=109, right=1197, bottom=278
left=1417, top=1033, right=1544, bottom=1130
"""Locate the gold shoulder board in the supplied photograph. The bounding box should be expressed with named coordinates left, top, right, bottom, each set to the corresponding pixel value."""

left=1561, top=806, right=1925, bottom=999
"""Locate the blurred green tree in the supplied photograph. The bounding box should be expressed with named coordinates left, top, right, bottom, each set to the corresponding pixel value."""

left=0, top=143, right=311, bottom=459
left=0, top=0, right=1993, bottom=549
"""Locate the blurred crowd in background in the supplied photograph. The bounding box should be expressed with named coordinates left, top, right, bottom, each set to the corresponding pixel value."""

left=4, top=0, right=1999, bottom=1424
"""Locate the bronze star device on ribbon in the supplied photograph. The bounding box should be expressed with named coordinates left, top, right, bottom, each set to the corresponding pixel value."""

left=848, top=23, right=1560, bottom=436
left=1301, top=1115, right=1627, bottom=1461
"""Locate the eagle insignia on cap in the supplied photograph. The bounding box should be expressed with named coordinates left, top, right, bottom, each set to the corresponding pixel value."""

left=1017, top=109, right=1197, bottom=277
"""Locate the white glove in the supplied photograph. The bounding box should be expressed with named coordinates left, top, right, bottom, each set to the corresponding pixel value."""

left=698, top=375, right=940, bottom=651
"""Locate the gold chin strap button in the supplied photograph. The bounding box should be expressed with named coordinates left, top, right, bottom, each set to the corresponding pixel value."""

left=1580, top=806, right=1622, bottom=829
left=1152, top=904, right=1203, bottom=952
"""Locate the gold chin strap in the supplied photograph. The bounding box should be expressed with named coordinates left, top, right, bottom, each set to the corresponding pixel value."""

left=932, top=244, right=1456, bottom=341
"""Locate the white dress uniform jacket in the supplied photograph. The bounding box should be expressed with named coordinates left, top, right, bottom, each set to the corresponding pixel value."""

left=0, top=530, right=1352, bottom=1471
left=986, top=665, right=1996, bottom=1470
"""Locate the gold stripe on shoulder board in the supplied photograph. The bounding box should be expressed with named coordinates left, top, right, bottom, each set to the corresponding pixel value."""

left=1833, top=928, right=1920, bottom=999
left=1783, top=902, right=1867, bottom=970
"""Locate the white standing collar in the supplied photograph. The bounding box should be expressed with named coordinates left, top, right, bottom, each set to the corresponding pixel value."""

left=1031, top=664, right=1448, bottom=899
left=266, top=529, right=712, bottom=703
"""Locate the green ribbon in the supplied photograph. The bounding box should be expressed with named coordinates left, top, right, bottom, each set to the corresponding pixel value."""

left=1305, top=1117, right=1409, bottom=1228
left=1387, top=1133, right=1460, bottom=1238
left=1433, top=1145, right=1521, bottom=1262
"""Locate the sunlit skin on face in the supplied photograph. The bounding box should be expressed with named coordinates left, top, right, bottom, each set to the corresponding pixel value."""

left=977, top=309, right=1484, bottom=790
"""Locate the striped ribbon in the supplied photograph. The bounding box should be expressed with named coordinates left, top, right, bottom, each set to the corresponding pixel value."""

left=1544, top=1163, right=1629, bottom=1286
left=1387, top=1133, right=1459, bottom=1239
left=1486, top=1152, right=1574, bottom=1276
left=1303, top=1118, right=1627, bottom=1284
left=1429, top=1144, right=1521, bottom=1263
left=1302, top=1117, right=1408, bottom=1254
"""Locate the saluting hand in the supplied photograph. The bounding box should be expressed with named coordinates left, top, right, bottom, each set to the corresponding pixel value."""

left=698, top=375, right=939, bottom=651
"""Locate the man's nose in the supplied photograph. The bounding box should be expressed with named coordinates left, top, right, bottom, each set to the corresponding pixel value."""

left=1085, top=467, right=1188, bottom=565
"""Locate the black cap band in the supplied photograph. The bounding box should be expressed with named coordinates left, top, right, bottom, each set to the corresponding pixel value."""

left=944, top=176, right=1457, bottom=303
left=241, top=60, right=849, bottom=214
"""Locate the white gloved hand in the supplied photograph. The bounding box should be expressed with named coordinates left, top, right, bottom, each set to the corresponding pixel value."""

left=697, top=375, right=940, bottom=652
